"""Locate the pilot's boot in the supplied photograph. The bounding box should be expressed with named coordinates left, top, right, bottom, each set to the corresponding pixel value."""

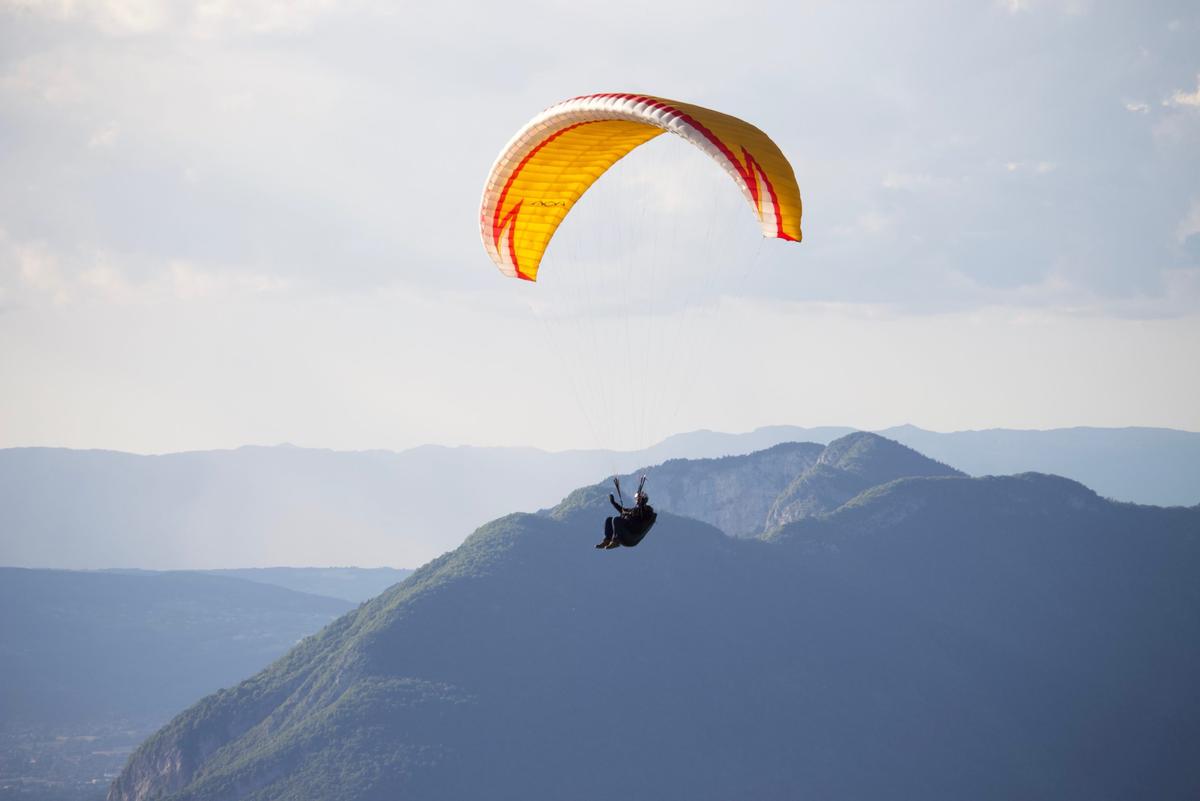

left=596, top=518, right=615, bottom=549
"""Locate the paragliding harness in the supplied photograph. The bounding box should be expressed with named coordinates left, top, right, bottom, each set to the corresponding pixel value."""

left=601, top=475, right=657, bottom=548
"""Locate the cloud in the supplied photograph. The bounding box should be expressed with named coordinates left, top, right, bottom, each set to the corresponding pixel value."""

left=881, top=171, right=937, bottom=190
left=189, top=0, right=341, bottom=38
left=4, top=0, right=172, bottom=35
left=1165, top=75, right=1200, bottom=109
left=0, top=52, right=87, bottom=105
left=0, top=228, right=292, bottom=309
left=1, top=0, right=1196, bottom=324
left=940, top=260, right=1200, bottom=320
left=996, top=0, right=1089, bottom=15
left=1004, top=160, right=1057, bottom=174
left=829, top=211, right=895, bottom=239
left=0, top=0, right=1197, bottom=454
left=1178, top=200, right=1200, bottom=244
left=2, top=0, right=343, bottom=37
left=5, top=235, right=70, bottom=307
left=86, top=120, right=119, bottom=148
left=167, top=259, right=290, bottom=300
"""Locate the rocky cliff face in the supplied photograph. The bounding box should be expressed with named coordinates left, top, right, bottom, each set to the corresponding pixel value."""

left=607, top=441, right=825, bottom=536
left=764, top=432, right=962, bottom=529
left=553, top=433, right=964, bottom=538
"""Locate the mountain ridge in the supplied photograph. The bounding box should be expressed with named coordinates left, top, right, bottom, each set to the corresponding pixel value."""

left=109, top=440, right=1200, bottom=801
left=765, top=432, right=963, bottom=528
left=4, top=425, right=1197, bottom=570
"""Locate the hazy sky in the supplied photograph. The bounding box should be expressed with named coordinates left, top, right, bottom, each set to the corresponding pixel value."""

left=1, top=0, right=1198, bottom=453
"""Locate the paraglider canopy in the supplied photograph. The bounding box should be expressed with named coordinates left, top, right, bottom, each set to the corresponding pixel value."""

left=479, top=93, right=803, bottom=281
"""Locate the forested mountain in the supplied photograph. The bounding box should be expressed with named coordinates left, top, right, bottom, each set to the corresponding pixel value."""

left=110, top=445, right=1200, bottom=801
left=2, top=425, right=1196, bottom=571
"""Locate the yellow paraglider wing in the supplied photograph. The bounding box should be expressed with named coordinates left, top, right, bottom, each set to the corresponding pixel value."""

left=480, top=93, right=802, bottom=281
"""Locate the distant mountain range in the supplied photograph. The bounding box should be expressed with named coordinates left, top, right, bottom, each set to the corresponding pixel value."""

left=0, top=568, right=413, bottom=798
left=2, top=425, right=1196, bottom=569
left=104, top=567, right=413, bottom=604
left=111, top=433, right=1200, bottom=801
left=0, top=569, right=354, bottom=732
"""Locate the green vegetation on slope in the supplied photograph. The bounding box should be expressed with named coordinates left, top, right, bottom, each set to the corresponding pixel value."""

left=112, top=470, right=1200, bottom=801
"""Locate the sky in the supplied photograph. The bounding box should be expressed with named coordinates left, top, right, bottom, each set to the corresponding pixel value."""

left=0, top=0, right=1198, bottom=454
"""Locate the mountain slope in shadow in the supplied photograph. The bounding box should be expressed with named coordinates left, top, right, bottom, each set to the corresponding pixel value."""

left=111, top=465, right=1200, bottom=801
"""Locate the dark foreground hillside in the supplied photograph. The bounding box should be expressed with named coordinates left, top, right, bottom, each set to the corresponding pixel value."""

left=111, top=470, right=1200, bottom=801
